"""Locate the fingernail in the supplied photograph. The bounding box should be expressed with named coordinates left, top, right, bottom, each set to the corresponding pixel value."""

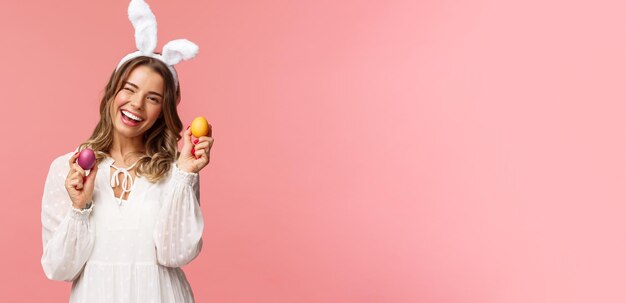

left=191, top=147, right=195, bottom=154
left=82, top=176, right=86, bottom=183
left=186, top=125, right=190, bottom=130
left=74, top=152, right=79, bottom=156
left=193, top=138, right=199, bottom=144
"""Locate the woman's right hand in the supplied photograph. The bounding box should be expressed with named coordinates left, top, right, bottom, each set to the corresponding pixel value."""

left=65, top=152, right=99, bottom=209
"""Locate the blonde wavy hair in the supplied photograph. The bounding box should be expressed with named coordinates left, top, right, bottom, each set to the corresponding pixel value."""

left=79, top=56, right=183, bottom=182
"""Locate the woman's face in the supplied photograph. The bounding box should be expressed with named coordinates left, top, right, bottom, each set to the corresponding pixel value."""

left=110, top=65, right=165, bottom=140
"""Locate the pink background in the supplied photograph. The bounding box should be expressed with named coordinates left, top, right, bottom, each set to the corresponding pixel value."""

left=1, top=0, right=626, bottom=302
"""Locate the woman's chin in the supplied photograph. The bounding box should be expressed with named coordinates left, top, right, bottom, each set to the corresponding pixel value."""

left=113, top=124, right=144, bottom=139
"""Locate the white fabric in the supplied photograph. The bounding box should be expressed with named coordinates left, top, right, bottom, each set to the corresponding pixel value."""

left=161, top=39, right=200, bottom=66
left=116, top=0, right=199, bottom=88
left=128, top=0, right=157, bottom=55
left=41, top=151, right=203, bottom=303
left=110, top=160, right=139, bottom=205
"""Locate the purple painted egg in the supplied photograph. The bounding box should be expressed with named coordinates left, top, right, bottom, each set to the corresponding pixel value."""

left=77, top=148, right=96, bottom=170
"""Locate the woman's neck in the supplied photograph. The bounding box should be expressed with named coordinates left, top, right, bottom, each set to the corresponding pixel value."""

left=109, top=133, right=145, bottom=166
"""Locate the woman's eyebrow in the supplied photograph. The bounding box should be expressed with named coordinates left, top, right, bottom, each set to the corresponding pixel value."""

left=125, top=81, right=163, bottom=98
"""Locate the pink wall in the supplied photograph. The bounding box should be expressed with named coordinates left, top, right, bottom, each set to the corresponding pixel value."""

left=1, top=0, right=625, bottom=302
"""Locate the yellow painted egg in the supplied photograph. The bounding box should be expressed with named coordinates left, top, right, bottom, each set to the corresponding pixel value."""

left=190, top=116, right=211, bottom=137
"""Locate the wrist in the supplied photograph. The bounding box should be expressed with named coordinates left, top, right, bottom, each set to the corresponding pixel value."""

left=71, top=201, right=94, bottom=218
left=173, top=163, right=199, bottom=187
left=72, top=201, right=92, bottom=210
left=176, top=160, right=197, bottom=174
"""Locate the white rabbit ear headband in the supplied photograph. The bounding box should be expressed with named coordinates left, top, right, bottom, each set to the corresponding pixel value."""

left=115, top=0, right=199, bottom=89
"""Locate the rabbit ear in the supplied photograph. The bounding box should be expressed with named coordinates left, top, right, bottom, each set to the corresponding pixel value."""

left=161, top=39, right=199, bottom=66
left=128, top=0, right=157, bottom=55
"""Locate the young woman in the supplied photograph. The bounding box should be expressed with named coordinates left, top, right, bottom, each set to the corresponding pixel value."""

left=40, top=56, right=213, bottom=302
left=41, top=54, right=212, bottom=302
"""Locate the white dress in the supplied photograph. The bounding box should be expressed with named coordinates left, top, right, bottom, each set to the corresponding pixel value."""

left=41, top=151, right=204, bottom=303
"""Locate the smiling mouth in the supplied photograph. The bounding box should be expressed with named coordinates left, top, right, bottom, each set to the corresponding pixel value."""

left=119, top=109, right=145, bottom=127
left=121, top=109, right=144, bottom=122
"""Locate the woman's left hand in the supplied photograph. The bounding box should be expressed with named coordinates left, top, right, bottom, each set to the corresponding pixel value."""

left=177, top=127, right=214, bottom=173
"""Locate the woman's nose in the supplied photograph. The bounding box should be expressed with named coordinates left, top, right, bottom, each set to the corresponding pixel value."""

left=129, top=95, right=143, bottom=109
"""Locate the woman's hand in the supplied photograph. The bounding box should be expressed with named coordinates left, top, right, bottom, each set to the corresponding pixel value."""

left=177, top=127, right=214, bottom=173
left=65, top=152, right=99, bottom=209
